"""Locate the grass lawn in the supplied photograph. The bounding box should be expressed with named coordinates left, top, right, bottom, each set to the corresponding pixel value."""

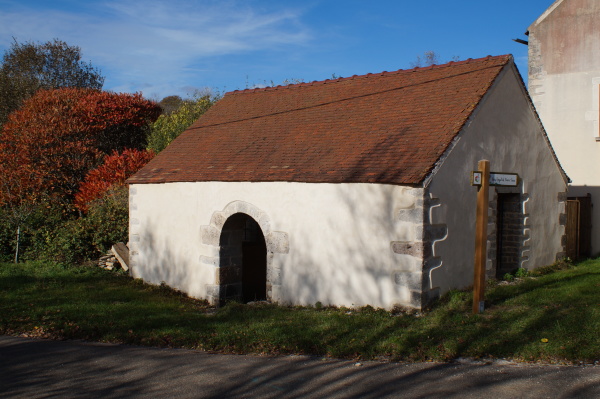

left=0, top=259, right=598, bottom=364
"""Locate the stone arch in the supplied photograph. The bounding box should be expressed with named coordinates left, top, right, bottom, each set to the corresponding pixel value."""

left=200, top=201, right=289, bottom=305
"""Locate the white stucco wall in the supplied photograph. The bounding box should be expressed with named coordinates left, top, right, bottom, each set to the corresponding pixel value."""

left=129, top=182, right=425, bottom=309
left=427, top=65, right=567, bottom=294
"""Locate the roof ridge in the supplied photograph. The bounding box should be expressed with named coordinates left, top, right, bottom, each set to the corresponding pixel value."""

left=228, top=55, right=512, bottom=96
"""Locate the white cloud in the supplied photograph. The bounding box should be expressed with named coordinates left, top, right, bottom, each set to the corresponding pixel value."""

left=0, top=0, right=312, bottom=98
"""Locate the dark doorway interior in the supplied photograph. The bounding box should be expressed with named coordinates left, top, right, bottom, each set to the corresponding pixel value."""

left=242, top=238, right=267, bottom=302
left=219, top=213, right=267, bottom=303
left=496, top=193, right=523, bottom=278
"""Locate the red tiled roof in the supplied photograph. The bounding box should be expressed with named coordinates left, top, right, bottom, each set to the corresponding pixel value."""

left=129, top=55, right=512, bottom=185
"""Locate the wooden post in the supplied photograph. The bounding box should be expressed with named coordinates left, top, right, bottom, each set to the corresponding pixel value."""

left=14, top=226, right=20, bottom=264
left=473, top=160, right=490, bottom=314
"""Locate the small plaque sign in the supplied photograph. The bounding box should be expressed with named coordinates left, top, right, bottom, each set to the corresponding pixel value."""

left=489, top=173, right=518, bottom=187
left=471, top=171, right=518, bottom=187
left=471, top=172, right=482, bottom=186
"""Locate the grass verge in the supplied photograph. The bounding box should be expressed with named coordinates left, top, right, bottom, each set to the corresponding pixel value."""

left=1, top=259, right=599, bottom=364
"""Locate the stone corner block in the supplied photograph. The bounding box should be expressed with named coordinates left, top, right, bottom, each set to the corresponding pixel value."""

left=391, top=241, right=423, bottom=258
left=266, top=231, right=289, bottom=254
left=270, top=284, right=283, bottom=302
left=559, top=213, right=567, bottom=226
left=557, top=192, right=567, bottom=202
left=201, top=226, right=220, bottom=246
left=210, top=212, right=227, bottom=229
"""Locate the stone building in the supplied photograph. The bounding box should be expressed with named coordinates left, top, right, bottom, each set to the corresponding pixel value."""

left=128, top=55, right=567, bottom=309
left=527, top=0, right=599, bottom=257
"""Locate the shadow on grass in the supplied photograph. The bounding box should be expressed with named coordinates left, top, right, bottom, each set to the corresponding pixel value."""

left=394, top=263, right=600, bottom=362
left=1, top=260, right=598, bottom=364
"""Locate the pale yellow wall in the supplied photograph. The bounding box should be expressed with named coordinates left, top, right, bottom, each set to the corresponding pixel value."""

left=129, top=182, right=424, bottom=309
left=528, top=0, right=600, bottom=254
left=427, top=65, right=567, bottom=293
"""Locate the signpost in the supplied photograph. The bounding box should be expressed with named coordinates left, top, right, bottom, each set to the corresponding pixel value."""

left=471, top=172, right=518, bottom=187
left=472, top=160, right=490, bottom=314
left=470, top=164, right=519, bottom=314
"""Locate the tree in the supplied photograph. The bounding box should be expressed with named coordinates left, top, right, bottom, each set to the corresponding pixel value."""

left=147, top=93, right=217, bottom=153
left=0, top=88, right=161, bottom=208
left=0, top=38, right=104, bottom=126
left=410, top=51, right=460, bottom=68
left=410, top=51, right=441, bottom=68
left=158, top=95, right=185, bottom=115
left=74, top=149, right=155, bottom=212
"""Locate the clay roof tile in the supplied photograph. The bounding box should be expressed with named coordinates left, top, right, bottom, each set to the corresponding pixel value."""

left=129, top=55, right=513, bottom=185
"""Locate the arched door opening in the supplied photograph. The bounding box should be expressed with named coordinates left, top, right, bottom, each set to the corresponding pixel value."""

left=219, top=213, right=267, bottom=303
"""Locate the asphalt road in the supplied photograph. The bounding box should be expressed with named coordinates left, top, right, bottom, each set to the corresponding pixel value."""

left=0, top=335, right=598, bottom=398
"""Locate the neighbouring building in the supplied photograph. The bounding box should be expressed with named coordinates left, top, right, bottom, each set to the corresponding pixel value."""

left=128, top=55, right=567, bottom=309
left=528, top=0, right=599, bottom=258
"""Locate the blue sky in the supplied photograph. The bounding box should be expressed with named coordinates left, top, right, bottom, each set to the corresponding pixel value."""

left=0, top=0, right=553, bottom=100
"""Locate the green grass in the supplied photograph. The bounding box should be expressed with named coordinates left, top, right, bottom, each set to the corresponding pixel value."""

left=1, top=259, right=599, bottom=364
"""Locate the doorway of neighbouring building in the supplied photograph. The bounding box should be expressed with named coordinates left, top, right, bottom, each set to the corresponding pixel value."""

left=496, top=193, right=523, bottom=278
left=219, top=213, right=267, bottom=303
left=566, top=195, right=592, bottom=260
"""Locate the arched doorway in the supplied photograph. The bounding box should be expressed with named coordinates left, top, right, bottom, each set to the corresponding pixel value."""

left=219, top=213, right=267, bottom=303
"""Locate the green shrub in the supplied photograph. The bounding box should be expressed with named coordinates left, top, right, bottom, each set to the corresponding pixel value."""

left=12, top=186, right=129, bottom=264
left=514, top=267, right=529, bottom=278
left=37, top=216, right=95, bottom=264
left=85, top=185, right=129, bottom=253
left=26, top=186, right=128, bottom=265
left=147, top=94, right=216, bottom=153
left=0, top=202, right=67, bottom=262
left=0, top=208, right=16, bottom=262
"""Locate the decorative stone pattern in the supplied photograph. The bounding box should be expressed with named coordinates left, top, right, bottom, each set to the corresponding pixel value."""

left=391, top=188, right=425, bottom=308
left=421, top=193, right=447, bottom=307
left=390, top=188, right=446, bottom=309
left=520, top=194, right=531, bottom=270
left=200, top=201, right=289, bottom=306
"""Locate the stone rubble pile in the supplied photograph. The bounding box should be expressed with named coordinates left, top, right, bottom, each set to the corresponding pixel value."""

left=98, top=252, right=119, bottom=270
left=97, top=242, right=130, bottom=272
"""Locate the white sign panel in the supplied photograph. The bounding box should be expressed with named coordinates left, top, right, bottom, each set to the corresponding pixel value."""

left=489, top=173, right=518, bottom=187
left=471, top=171, right=519, bottom=187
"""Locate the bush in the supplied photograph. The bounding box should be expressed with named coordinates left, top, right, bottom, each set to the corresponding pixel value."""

left=0, top=209, right=16, bottom=262
left=0, top=88, right=161, bottom=207
left=147, top=94, right=216, bottom=153
left=30, top=186, right=128, bottom=264
left=75, top=149, right=154, bottom=212
left=36, top=215, right=96, bottom=264
left=0, top=202, right=67, bottom=262
left=85, top=186, right=129, bottom=254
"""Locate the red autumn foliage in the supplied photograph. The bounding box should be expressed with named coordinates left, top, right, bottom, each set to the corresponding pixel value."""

left=0, top=88, right=160, bottom=207
left=74, top=149, right=155, bottom=212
